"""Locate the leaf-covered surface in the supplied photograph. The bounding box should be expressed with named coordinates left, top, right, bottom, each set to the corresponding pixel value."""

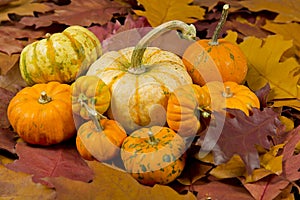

left=0, top=0, right=300, bottom=199
left=6, top=142, right=94, bottom=187
left=199, top=108, right=285, bottom=173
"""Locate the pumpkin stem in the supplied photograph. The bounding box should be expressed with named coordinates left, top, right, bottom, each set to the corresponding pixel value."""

left=128, top=20, right=196, bottom=74
left=197, top=107, right=211, bottom=118
left=222, top=86, right=233, bottom=98
left=78, top=100, right=104, bottom=132
left=38, top=91, right=52, bottom=104
left=148, top=130, right=158, bottom=145
left=209, top=4, right=230, bottom=46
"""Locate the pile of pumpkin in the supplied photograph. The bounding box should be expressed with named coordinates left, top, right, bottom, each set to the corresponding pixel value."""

left=7, top=5, right=260, bottom=186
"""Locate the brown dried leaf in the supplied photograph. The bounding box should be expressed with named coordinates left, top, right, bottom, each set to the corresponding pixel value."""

left=47, top=161, right=196, bottom=200
left=20, top=0, right=130, bottom=28
left=0, top=63, right=27, bottom=93
left=0, top=128, right=17, bottom=153
left=0, top=0, right=52, bottom=22
left=0, top=87, right=14, bottom=129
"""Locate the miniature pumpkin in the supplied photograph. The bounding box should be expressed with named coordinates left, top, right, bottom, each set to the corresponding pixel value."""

left=166, top=84, right=211, bottom=137
left=182, top=4, right=247, bottom=86
left=86, top=20, right=195, bottom=132
left=76, top=101, right=127, bottom=161
left=7, top=82, right=76, bottom=145
left=20, top=26, right=102, bottom=86
left=121, top=126, right=186, bottom=186
left=202, top=81, right=260, bottom=116
left=71, top=75, right=111, bottom=120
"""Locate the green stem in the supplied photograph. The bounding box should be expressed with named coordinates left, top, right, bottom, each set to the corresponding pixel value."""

left=38, top=91, right=52, bottom=104
left=128, top=20, right=196, bottom=75
left=209, top=4, right=230, bottom=46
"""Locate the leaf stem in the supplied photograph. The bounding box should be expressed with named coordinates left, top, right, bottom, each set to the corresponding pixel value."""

left=209, top=4, right=230, bottom=45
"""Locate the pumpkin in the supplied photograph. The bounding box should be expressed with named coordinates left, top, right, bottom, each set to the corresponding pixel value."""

left=182, top=4, right=247, bottom=86
left=166, top=84, right=211, bottom=137
left=121, top=126, right=186, bottom=186
left=202, top=81, right=260, bottom=116
left=7, top=82, right=76, bottom=145
left=86, top=20, right=196, bottom=132
left=20, top=26, right=102, bottom=86
left=76, top=101, right=127, bottom=161
left=71, top=75, right=111, bottom=120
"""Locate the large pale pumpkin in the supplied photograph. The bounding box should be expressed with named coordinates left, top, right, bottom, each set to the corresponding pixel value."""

left=121, top=126, right=186, bottom=186
left=20, top=26, right=102, bottom=86
left=182, top=4, right=247, bottom=86
left=7, top=82, right=76, bottom=145
left=87, top=20, right=196, bottom=132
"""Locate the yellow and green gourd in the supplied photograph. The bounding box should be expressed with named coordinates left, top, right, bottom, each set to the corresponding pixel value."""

left=19, top=26, right=102, bottom=86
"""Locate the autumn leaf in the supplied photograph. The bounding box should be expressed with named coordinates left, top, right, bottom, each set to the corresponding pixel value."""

left=0, top=87, right=15, bottom=128
left=6, top=142, right=94, bottom=187
left=47, top=161, right=196, bottom=200
left=239, top=0, right=300, bottom=23
left=134, top=0, right=205, bottom=27
left=262, top=20, right=300, bottom=58
left=239, top=34, right=300, bottom=103
left=199, top=108, right=285, bottom=173
left=0, top=63, right=27, bottom=93
left=0, top=128, right=17, bottom=154
left=193, top=0, right=244, bottom=11
left=19, top=0, right=130, bottom=28
left=0, top=0, right=52, bottom=22
left=0, top=164, right=56, bottom=199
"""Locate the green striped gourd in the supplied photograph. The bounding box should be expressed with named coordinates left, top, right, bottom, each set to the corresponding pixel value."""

left=86, top=20, right=196, bottom=132
left=120, top=126, right=186, bottom=185
left=20, top=26, right=102, bottom=86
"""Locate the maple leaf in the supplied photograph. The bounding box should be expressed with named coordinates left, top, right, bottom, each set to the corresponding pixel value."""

left=239, top=35, right=300, bottom=103
left=134, top=0, right=205, bottom=27
left=199, top=108, right=285, bottom=173
left=0, top=0, right=53, bottom=22
left=193, top=0, right=244, bottom=11
left=6, top=142, right=94, bottom=187
left=0, top=53, right=19, bottom=75
left=0, top=63, right=27, bottom=93
left=47, top=161, right=196, bottom=200
left=239, top=0, right=300, bottom=23
left=262, top=20, right=300, bottom=58
left=0, top=87, right=14, bottom=129
left=19, top=0, right=130, bottom=28
left=0, top=128, right=17, bottom=154
left=0, top=164, right=56, bottom=199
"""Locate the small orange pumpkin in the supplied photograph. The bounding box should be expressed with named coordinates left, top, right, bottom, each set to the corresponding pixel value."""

left=182, top=4, right=248, bottom=86
left=202, top=81, right=260, bottom=116
left=121, top=126, right=186, bottom=186
left=166, top=84, right=211, bottom=137
left=76, top=101, right=127, bottom=161
left=7, top=82, right=76, bottom=145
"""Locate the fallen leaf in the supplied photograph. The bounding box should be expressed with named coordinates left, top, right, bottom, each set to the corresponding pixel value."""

left=239, top=35, right=300, bottom=101
left=199, top=108, right=285, bottom=173
left=0, top=164, right=56, bottom=199
left=0, top=128, right=17, bottom=154
left=134, top=0, right=205, bottom=27
left=193, top=0, right=244, bottom=11
left=0, top=53, right=19, bottom=75
left=187, top=180, right=254, bottom=200
left=19, top=0, right=130, bottom=28
left=0, top=0, right=52, bottom=22
left=6, top=142, right=94, bottom=187
left=254, top=83, right=272, bottom=108
left=259, top=144, right=284, bottom=175
left=0, top=87, right=15, bottom=128
left=262, top=20, right=300, bottom=58
left=239, top=0, right=300, bottom=23
left=47, top=161, right=196, bottom=200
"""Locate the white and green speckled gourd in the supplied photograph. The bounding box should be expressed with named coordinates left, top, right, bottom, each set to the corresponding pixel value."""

left=20, top=26, right=102, bottom=86
left=86, top=20, right=196, bottom=133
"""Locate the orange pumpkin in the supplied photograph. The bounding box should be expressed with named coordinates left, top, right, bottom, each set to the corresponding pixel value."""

left=202, top=81, right=260, bottom=116
left=182, top=4, right=247, bottom=86
left=7, top=82, right=76, bottom=145
left=166, top=84, right=211, bottom=137
left=76, top=101, right=127, bottom=161
left=121, top=126, right=186, bottom=186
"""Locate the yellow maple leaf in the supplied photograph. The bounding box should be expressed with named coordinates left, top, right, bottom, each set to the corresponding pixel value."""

left=134, top=0, right=205, bottom=27
left=238, top=35, right=300, bottom=101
